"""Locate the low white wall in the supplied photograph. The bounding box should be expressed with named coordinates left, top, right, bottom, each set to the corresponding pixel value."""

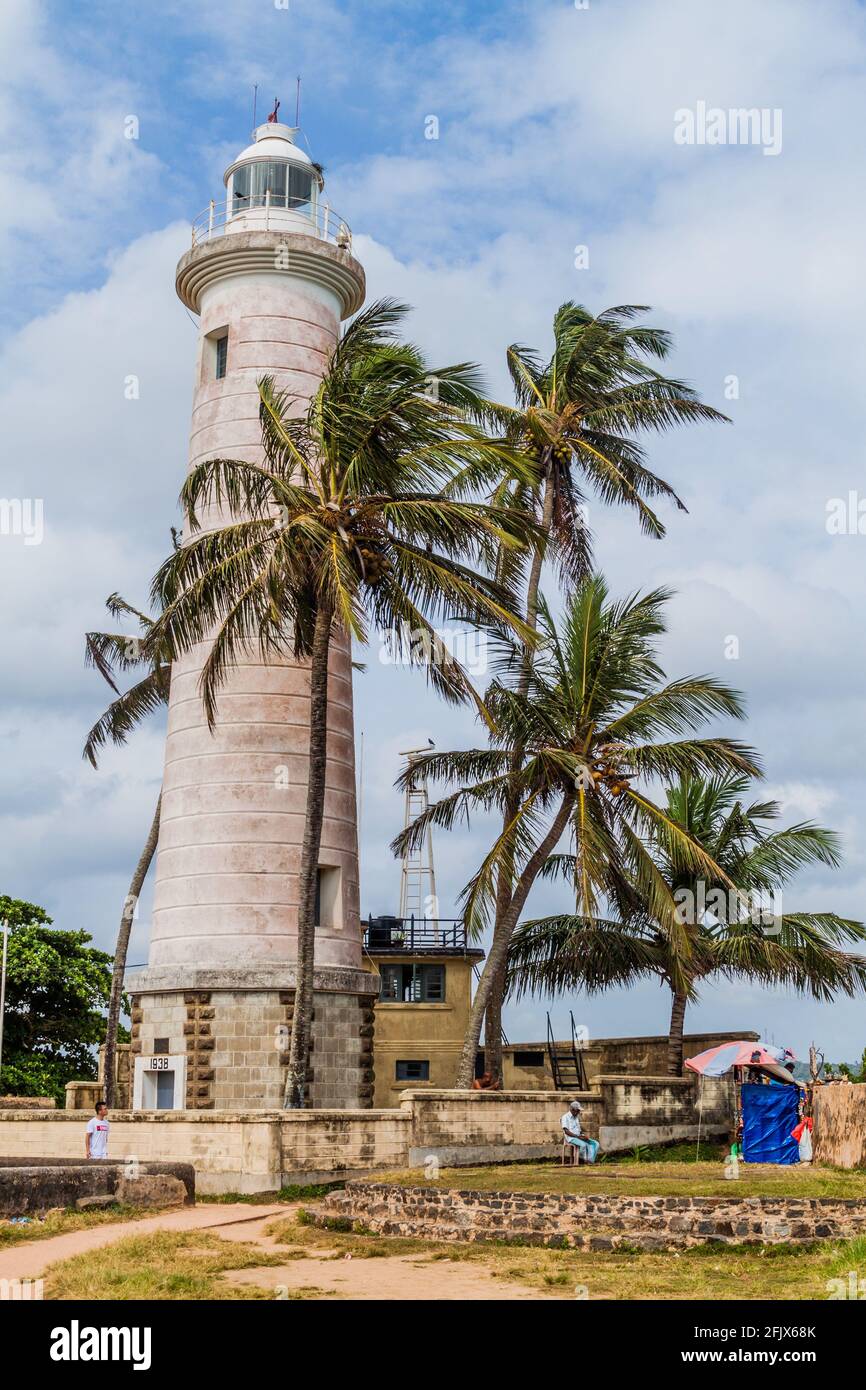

left=0, top=1081, right=731, bottom=1193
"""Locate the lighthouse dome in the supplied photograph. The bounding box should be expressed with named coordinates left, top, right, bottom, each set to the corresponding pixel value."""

left=224, top=121, right=323, bottom=222
left=226, top=122, right=317, bottom=176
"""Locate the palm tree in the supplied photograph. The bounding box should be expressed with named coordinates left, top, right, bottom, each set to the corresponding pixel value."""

left=394, top=578, right=760, bottom=1088
left=149, top=299, right=538, bottom=1108
left=482, top=303, right=729, bottom=1078
left=84, top=593, right=172, bottom=1106
left=507, top=773, right=866, bottom=1074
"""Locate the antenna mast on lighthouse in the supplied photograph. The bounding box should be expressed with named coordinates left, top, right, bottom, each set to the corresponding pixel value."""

left=398, top=743, right=438, bottom=923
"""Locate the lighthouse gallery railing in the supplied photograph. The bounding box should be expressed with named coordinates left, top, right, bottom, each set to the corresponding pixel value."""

left=191, top=194, right=353, bottom=251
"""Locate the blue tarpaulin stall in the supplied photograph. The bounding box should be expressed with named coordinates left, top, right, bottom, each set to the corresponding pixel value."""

left=741, top=1082, right=800, bottom=1164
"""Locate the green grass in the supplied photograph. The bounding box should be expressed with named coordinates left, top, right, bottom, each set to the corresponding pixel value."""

left=608, top=1141, right=728, bottom=1163
left=0, top=1205, right=146, bottom=1250
left=206, top=1182, right=345, bottom=1204
left=44, top=1229, right=293, bottom=1301
left=365, top=1159, right=866, bottom=1200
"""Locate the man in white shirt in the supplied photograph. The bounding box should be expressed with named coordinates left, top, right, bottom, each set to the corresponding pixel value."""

left=85, top=1102, right=110, bottom=1159
left=561, top=1100, right=599, bottom=1164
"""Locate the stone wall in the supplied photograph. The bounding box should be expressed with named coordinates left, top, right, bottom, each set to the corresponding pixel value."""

left=0, top=1097, right=55, bottom=1110
left=1, top=1079, right=735, bottom=1195
left=813, top=1084, right=866, bottom=1169
left=0, top=1158, right=195, bottom=1215
left=319, top=1182, right=866, bottom=1250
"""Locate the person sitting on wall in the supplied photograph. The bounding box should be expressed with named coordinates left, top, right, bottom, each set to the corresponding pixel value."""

left=561, top=1100, right=599, bottom=1164
left=472, top=1070, right=502, bottom=1091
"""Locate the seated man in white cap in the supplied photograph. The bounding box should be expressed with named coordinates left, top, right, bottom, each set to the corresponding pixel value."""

left=560, top=1100, right=599, bottom=1164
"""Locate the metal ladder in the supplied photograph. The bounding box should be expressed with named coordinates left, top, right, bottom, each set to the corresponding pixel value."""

left=547, top=1010, right=588, bottom=1091
left=399, top=746, right=438, bottom=923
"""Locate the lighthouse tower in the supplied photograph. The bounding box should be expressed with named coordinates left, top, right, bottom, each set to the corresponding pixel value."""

left=127, top=119, right=377, bottom=1112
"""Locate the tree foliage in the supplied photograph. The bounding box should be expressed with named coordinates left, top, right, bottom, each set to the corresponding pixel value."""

left=0, top=896, right=123, bottom=1105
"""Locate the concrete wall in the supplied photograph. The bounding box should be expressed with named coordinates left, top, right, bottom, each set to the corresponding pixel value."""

left=501, top=1030, right=758, bottom=1092
left=2, top=1094, right=571, bottom=1193
left=0, top=1111, right=284, bottom=1196
left=598, top=1074, right=734, bottom=1151
left=813, top=1084, right=866, bottom=1168
left=3, top=1078, right=735, bottom=1194
left=404, top=1089, right=593, bottom=1167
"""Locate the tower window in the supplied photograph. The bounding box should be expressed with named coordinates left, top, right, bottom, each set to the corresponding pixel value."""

left=314, top=865, right=342, bottom=929
left=396, top=1060, right=430, bottom=1081
left=215, top=334, right=228, bottom=380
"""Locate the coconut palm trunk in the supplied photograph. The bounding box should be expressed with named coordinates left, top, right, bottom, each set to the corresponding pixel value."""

left=667, top=987, right=689, bottom=1076
left=284, top=601, right=334, bottom=1108
left=457, top=796, right=573, bottom=1088
left=482, top=471, right=553, bottom=1082
left=103, top=790, right=162, bottom=1107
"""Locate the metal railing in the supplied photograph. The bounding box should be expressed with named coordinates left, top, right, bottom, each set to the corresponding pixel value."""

left=363, top=915, right=467, bottom=952
left=191, top=194, right=353, bottom=250
left=190, top=194, right=353, bottom=251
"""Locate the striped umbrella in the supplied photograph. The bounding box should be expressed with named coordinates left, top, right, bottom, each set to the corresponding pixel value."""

left=684, top=1040, right=792, bottom=1077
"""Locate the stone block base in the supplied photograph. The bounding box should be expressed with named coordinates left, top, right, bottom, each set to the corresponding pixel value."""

left=127, top=966, right=377, bottom=1111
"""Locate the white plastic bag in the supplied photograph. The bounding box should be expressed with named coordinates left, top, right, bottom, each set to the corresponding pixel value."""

left=798, top=1127, right=813, bottom=1163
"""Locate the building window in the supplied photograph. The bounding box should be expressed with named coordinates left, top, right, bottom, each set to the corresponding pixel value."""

left=379, top=964, right=445, bottom=1003
left=396, top=1060, right=430, bottom=1081
left=215, top=334, right=228, bottom=379
left=513, top=1051, right=544, bottom=1068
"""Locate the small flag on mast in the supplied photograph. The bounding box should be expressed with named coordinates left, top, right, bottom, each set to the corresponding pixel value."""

left=267, top=98, right=280, bottom=124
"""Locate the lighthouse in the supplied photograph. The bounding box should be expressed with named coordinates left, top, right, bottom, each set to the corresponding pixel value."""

left=127, top=119, right=377, bottom=1111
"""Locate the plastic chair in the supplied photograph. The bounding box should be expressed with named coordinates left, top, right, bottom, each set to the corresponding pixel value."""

left=561, top=1134, right=581, bottom=1165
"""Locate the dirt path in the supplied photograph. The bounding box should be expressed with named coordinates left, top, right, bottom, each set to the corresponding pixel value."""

left=0, top=1204, right=286, bottom=1282
left=226, top=1252, right=558, bottom=1300
left=1, top=1204, right=559, bottom=1300
left=216, top=1212, right=559, bottom=1300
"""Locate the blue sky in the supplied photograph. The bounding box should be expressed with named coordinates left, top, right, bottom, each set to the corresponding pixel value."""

left=3, top=0, right=866, bottom=1062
